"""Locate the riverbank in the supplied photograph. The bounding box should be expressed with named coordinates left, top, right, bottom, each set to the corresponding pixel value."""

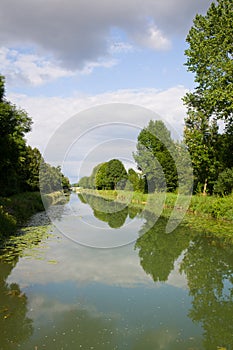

left=77, top=189, right=233, bottom=243
left=0, top=191, right=68, bottom=241
left=78, top=189, right=233, bottom=221
left=0, top=192, right=44, bottom=240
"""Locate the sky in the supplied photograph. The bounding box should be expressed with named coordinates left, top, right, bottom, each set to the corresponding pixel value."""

left=0, top=0, right=213, bottom=182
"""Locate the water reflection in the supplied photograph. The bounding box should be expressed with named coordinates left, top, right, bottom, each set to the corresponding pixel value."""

left=0, top=262, right=33, bottom=349
left=81, top=194, right=233, bottom=348
left=78, top=193, right=141, bottom=229
left=135, top=212, right=192, bottom=282
left=1, top=194, right=233, bottom=349
left=181, top=235, right=233, bottom=349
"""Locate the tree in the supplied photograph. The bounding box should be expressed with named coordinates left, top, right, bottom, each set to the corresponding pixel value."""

left=106, top=159, right=128, bottom=190
left=95, top=159, right=128, bottom=190
left=0, top=75, right=32, bottom=195
left=23, top=146, right=42, bottom=191
left=184, top=111, right=222, bottom=194
left=0, top=75, right=70, bottom=196
left=183, top=0, right=233, bottom=128
left=183, top=1, right=233, bottom=194
left=39, top=163, right=70, bottom=194
left=214, top=167, right=233, bottom=195
left=95, top=162, right=108, bottom=189
left=78, top=176, right=91, bottom=189
left=133, top=120, right=178, bottom=193
left=126, top=168, right=140, bottom=191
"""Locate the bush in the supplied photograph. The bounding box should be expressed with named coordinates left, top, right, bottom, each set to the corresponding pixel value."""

left=0, top=205, right=17, bottom=239
left=214, top=168, right=233, bottom=196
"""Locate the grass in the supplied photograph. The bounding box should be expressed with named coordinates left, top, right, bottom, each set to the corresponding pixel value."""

left=0, top=192, right=45, bottom=240
left=79, top=189, right=233, bottom=221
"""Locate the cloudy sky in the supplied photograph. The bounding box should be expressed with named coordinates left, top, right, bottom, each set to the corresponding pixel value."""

left=0, top=0, right=212, bottom=181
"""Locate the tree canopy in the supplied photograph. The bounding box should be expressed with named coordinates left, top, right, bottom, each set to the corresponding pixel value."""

left=0, top=75, right=70, bottom=196
left=183, top=0, right=233, bottom=194
left=79, top=159, right=128, bottom=190
left=133, top=120, right=178, bottom=192
left=183, top=0, right=233, bottom=126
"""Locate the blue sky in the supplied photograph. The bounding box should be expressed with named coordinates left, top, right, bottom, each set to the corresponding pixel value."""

left=0, top=0, right=212, bottom=181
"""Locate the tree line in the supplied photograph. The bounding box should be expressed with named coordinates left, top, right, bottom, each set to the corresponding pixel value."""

left=79, top=0, right=233, bottom=196
left=0, top=76, right=70, bottom=197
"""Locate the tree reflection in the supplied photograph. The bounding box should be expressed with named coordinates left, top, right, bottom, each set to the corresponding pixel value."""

left=93, top=207, right=128, bottom=228
left=79, top=193, right=135, bottom=228
left=180, top=235, right=233, bottom=349
left=135, top=212, right=192, bottom=282
left=0, top=262, right=33, bottom=349
left=22, top=307, right=116, bottom=350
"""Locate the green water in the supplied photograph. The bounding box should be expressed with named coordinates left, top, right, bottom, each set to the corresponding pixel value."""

left=0, top=193, right=233, bottom=350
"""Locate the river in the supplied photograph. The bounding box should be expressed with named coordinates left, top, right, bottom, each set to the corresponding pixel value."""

left=0, top=193, right=233, bottom=350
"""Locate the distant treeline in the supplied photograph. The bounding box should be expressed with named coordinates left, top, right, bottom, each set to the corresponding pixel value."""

left=78, top=119, right=233, bottom=196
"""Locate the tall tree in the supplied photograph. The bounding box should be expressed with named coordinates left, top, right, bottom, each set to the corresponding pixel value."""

left=183, top=0, right=233, bottom=194
left=183, top=0, right=233, bottom=127
left=184, top=111, right=221, bottom=194
left=133, top=120, right=178, bottom=193
left=0, top=75, right=32, bottom=195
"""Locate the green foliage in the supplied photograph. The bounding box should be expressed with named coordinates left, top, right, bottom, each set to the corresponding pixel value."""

left=183, top=1, right=233, bottom=194
left=184, top=111, right=222, bottom=194
left=0, top=76, right=70, bottom=196
left=0, top=192, right=45, bottom=240
left=95, top=162, right=108, bottom=189
left=133, top=120, right=178, bottom=193
left=214, top=168, right=233, bottom=195
left=189, top=193, right=233, bottom=221
left=105, top=159, right=128, bottom=190
left=183, top=0, right=233, bottom=125
left=83, top=159, right=128, bottom=190
left=78, top=176, right=91, bottom=189
left=0, top=76, right=32, bottom=196
left=126, top=168, right=141, bottom=191
left=0, top=206, right=17, bottom=238
left=40, top=163, right=70, bottom=194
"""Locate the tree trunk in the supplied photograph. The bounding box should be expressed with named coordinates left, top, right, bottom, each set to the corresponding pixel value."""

left=203, top=178, right=208, bottom=196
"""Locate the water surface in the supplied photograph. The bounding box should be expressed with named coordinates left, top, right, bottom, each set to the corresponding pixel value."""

left=0, top=193, right=233, bottom=350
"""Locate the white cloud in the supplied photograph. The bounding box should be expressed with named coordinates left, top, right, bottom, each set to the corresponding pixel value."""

left=0, top=0, right=212, bottom=72
left=134, top=25, right=171, bottom=51
left=0, top=47, right=74, bottom=86
left=9, top=86, right=187, bottom=155
left=0, top=46, right=119, bottom=86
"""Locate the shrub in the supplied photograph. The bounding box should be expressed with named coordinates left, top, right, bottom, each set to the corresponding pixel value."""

left=214, top=168, right=233, bottom=196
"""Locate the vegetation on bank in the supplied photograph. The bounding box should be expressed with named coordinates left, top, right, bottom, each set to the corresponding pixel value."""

left=0, top=75, right=71, bottom=197
left=0, top=192, right=44, bottom=240
left=78, top=189, right=233, bottom=222
left=0, top=191, right=68, bottom=241
left=0, top=75, right=71, bottom=240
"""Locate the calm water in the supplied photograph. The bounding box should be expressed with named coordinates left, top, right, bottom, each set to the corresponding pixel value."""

left=0, top=193, right=233, bottom=350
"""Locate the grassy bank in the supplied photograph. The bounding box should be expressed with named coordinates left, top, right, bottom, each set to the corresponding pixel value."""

left=0, top=192, right=44, bottom=240
left=0, top=191, right=70, bottom=240
left=78, top=189, right=233, bottom=221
